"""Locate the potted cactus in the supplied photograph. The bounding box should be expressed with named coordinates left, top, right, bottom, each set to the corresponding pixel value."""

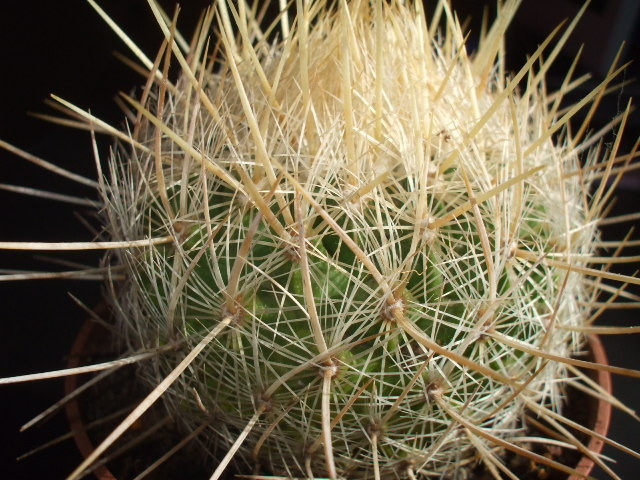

left=1, top=1, right=639, bottom=479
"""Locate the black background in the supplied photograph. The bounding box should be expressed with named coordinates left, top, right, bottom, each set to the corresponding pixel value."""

left=1, top=1, right=639, bottom=479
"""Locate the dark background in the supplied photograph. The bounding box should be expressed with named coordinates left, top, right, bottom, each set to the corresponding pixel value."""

left=0, top=1, right=638, bottom=479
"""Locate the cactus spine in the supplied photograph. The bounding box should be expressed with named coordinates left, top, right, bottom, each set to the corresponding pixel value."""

left=2, top=1, right=639, bottom=479
left=103, top=1, right=629, bottom=477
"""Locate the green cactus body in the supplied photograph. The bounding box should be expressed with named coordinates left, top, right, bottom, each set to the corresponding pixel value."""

left=101, top=1, right=608, bottom=478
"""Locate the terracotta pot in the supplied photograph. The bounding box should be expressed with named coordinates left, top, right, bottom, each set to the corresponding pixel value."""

left=64, top=318, right=117, bottom=480
left=64, top=320, right=612, bottom=480
left=567, top=334, right=612, bottom=480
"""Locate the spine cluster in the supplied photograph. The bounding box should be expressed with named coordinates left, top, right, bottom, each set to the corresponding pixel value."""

left=89, top=1, right=628, bottom=478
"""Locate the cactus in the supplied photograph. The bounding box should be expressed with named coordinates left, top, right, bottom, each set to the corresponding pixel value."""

left=2, top=1, right=640, bottom=479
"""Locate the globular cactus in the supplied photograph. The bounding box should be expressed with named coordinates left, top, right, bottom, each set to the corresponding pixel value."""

left=3, top=0, right=640, bottom=479
left=98, top=0, right=636, bottom=478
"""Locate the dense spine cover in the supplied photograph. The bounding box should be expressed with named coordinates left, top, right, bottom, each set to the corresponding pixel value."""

left=1, top=1, right=638, bottom=479
left=104, top=1, right=610, bottom=478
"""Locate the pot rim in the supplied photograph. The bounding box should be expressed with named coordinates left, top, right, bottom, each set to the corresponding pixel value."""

left=64, top=317, right=117, bottom=480
left=567, top=333, right=613, bottom=480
